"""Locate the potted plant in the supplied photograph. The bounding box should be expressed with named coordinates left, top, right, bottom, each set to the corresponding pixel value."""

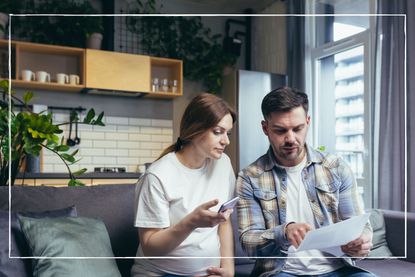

left=11, top=0, right=104, bottom=48
left=0, top=79, right=105, bottom=186
left=127, top=0, right=238, bottom=93
left=84, top=15, right=104, bottom=49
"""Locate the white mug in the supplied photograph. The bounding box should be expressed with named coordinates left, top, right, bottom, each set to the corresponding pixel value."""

left=21, top=70, right=35, bottom=82
left=56, top=73, right=69, bottom=84
left=69, top=74, right=80, bottom=85
left=36, top=71, right=50, bottom=83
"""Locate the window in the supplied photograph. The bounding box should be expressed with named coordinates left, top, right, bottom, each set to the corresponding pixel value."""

left=305, top=0, right=377, bottom=208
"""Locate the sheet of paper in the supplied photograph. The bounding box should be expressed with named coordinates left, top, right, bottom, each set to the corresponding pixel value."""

left=287, top=213, right=371, bottom=256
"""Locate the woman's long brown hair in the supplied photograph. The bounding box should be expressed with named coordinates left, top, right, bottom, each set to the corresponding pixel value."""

left=158, top=93, right=236, bottom=160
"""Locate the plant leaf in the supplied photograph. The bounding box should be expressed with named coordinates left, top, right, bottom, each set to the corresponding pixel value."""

left=83, top=109, right=95, bottom=123
left=68, top=179, right=85, bottom=186
left=23, top=92, right=34, bottom=104
left=61, top=153, right=76, bottom=163
left=317, top=146, right=326, bottom=152
left=70, top=149, right=79, bottom=157
left=72, top=168, right=87, bottom=177
left=95, top=112, right=104, bottom=125
left=54, top=145, right=70, bottom=152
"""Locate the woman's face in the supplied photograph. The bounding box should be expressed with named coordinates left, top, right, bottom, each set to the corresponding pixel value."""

left=191, top=113, right=233, bottom=160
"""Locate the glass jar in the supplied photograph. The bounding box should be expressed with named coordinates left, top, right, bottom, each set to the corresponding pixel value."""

left=171, top=79, right=178, bottom=93
left=161, top=78, right=169, bottom=92
left=152, top=78, right=159, bottom=92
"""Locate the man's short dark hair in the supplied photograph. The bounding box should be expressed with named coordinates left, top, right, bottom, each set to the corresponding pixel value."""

left=261, top=86, right=309, bottom=119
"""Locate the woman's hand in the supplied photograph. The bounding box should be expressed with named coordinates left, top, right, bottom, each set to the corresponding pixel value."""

left=193, top=266, right=234, bottom=277
left=185, top=199, right=233, bottom=229
left=205, top=266, right=234, bottom=277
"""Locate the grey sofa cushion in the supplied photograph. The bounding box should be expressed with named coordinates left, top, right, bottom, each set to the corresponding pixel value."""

left=19, top=216, right=121, bottom=277
left=368, top=209, right=393, bottom=257
left=0, top=210, right=30, bottom=277
left=0, top=206, right=78, bottom=277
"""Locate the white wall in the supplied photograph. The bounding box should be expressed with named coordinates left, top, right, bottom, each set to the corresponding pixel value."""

left=42, top=112, right=173, bottom=173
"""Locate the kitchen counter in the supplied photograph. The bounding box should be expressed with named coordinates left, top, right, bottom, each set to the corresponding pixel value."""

left=15, top=172, right=141, bottom=187
left=17, top=172, right=142, bottom=179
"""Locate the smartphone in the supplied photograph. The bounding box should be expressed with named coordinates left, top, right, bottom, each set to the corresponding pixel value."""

left=218, top=196, right=239, bottom=213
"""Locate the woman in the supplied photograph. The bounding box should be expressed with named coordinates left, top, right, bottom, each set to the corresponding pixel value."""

left=131, top=93, right=237, bottom=277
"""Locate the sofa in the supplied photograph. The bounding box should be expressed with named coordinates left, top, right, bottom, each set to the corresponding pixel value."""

left=0, top=184, right=138, bottom=277
left=0, top=184, right=414, bottom=277
left=231, top=209, right=415, bottom=277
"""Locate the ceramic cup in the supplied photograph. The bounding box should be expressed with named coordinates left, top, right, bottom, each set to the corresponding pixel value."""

left=56, top=73, right=69, bottom=84
left=35, top=71, right=50, bottom=83
left=21, top=70, right=35, bottom=81
left=69, top=74, right=80, bottom=85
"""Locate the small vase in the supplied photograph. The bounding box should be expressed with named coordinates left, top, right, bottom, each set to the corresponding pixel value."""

left=25, top=155, right=40, bottom=173
left=86, top=32, right=103, bottom=49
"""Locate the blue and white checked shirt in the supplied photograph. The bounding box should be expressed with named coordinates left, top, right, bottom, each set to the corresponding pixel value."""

left=236, top=145, right=372, bottom=277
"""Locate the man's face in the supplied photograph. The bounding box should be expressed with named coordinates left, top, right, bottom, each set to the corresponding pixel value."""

left=261, top=106, right=310, bottom=167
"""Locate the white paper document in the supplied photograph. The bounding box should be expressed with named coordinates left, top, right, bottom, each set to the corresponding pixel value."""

left=287, top=213, right=371, bottom=257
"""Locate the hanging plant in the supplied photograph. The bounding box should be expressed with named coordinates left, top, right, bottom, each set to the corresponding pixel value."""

left=127, top=0, right=238, bottom=93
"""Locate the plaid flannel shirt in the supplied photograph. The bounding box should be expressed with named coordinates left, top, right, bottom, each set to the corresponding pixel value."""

left=236, top=145, right=372, bottom=277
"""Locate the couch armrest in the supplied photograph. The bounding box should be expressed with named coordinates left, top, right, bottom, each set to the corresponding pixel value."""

left=382, top=209, right=415, bottom=262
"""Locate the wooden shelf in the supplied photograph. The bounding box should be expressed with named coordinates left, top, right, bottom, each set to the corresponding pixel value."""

left=0, top=39, right=183, bottom=99
left=144, top=91, right=182, bottom=99
left=150, top=56, right=183, bottom=97
left=0, top=39, right=85, bottom=90
left=10, top=79, right=84, bottom=92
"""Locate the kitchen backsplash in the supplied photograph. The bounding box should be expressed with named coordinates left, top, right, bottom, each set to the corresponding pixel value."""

left=42, top=113, right=173, bottom=173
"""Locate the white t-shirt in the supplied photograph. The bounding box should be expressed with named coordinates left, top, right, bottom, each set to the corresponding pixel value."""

left=281, top=157, right=343, bottom=275
left=131, top=152, right=236, bottom=277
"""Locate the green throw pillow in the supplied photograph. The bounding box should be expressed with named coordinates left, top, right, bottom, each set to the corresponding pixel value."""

left=368, top=209, right=393, bottom=257
left=18, top=216, right=121, bottom=277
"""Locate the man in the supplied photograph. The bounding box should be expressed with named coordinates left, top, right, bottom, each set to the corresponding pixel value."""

left=236, top=87, right=375, bottom=277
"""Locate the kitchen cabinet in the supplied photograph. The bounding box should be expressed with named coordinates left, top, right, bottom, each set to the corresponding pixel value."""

left=30, top=179, right=93, bottom=187
left=14, top=172, right=140, bottom=187
left=85, top=49, right=151, bottom=93
left=13, top=179, right=36, bottom=186
left=0, top=39, right=183, bottom=98
left=148, top=57, right=183, bottom=98
left=85, top=49, right=183, bottom=97
left=91, top=179, right=138, bottom=186
left=14, top=178, right=138, bottom=187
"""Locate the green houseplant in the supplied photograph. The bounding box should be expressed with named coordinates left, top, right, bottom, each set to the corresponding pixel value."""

left=127, top=0, right=238, bottom=93
left=11, top=0, right=103, bottom=48
left=0, top=80, right=104, bottom=186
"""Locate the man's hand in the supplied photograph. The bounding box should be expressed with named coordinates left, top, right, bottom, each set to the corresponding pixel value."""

left=285, top=222, right=313, bottom=248
left=341, top=232, right=373, bottom=257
